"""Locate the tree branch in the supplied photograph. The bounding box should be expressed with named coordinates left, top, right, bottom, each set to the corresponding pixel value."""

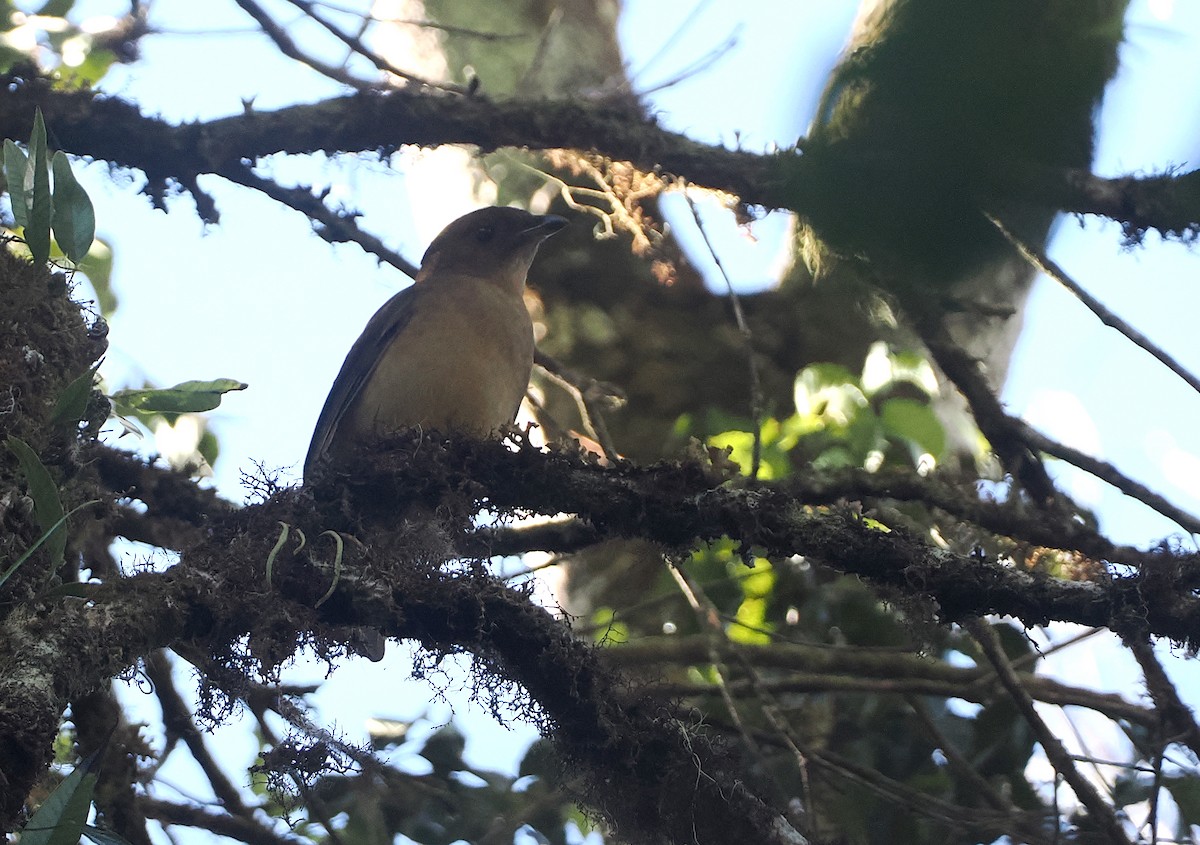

left=359, top=432, right=1200, bottom=644
left=0, top=463, right=808, bottom=845
left=3, top=70, right=1198, bottom=239
left=605, top=635, right=1157, bottom=729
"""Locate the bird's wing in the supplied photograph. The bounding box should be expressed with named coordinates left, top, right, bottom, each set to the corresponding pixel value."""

left=304, top=285, right=421, bottom=479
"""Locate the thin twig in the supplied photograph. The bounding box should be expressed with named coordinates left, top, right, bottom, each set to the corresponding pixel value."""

left=247, top=696, right=351, bottom=845
left=895, top=284, right=1059, bottom=504
left=725, top=654, right=816, bottom=829
left=684, top=190, right=765, bottom=478
left=147, top=651, right=256, bottom=819
left=282, top=0, right=466, bottom=92
left=629, top=0, right=716, bottom=82
left=1017, top=421, right=1200, bottom=536
left=1058, top=703, right=1122, bottom=804
left=610, top=635, right=1158, bottom=729
left=140, top=798, right=303, bottom=845
left=988, top=212, right=1200, bottom=397
left=534, top=349, right=625, bottom=460
left=1125, top=635, right=1200, bottom=758
left=966, top=618, right=1133, bottom=845
left=1149, top=744, right=1164, bottom=845
left=777, top=738, right=1032, bottom=837
left=232, top=0, right=374, bottom=90
left=663, top=556, right=768, bottom=765
left=624, top=0, right=745, bottom=99
left=361, top=15, right=531, bottom=41
left=219, top=162, right=420, bottom=278
left=905, top=695, right=1018, bottom=813
left=634, top=29, right=743, bottom=98
left=519, top=6, right=563, bottom=90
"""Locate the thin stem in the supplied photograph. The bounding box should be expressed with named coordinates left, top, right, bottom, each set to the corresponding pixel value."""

left=1018, top=421, right=1200, bottom=535
left=232, top=0, right=374, bottom=90
left=966, top=618, right=1133, bottom=845
left=684, top=190, right=764, bottom=479
left=988, top=212, right=1200, bottom=398
left=533, top=349, right=624, bottom=460
left=282, top=0, right=466, bottom=92
left=219, top=162, right=420, bottom=278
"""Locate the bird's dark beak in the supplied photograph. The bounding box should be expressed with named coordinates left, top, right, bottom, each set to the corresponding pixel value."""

left=526, top=214, right=569, bottom=238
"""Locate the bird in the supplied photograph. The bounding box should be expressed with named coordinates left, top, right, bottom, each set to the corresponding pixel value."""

left=304, top=206, right=568, bottom=481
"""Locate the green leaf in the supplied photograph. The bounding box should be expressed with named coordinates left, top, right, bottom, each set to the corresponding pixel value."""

left=27, top=108, right=53, bottom=266
left=1166, top=774, right=1200, bottom=833
left=18, top=748, right=102, bottom=845
left=4, top=138, right=31, bottom=227
left=6, top=435, right=66, bottom=569
left=49, top=361, right=102, bottom=431
left=880, top=397, right=946, bottom=459
left=50, top=150, right=95, bottom=263
left=111, top=379, right=248, bottom=415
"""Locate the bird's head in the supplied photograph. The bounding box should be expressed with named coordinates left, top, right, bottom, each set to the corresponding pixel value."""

left=417, top=206, right=568, bottom=293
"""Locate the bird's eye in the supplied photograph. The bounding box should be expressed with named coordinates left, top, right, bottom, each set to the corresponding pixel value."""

left=475, top=226, right=495, bottom=243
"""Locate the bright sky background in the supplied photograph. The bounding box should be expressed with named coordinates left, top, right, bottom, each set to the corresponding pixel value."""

left=29, top=0, right=1200, bottom=840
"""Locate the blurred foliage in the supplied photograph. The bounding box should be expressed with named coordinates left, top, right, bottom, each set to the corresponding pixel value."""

left=798, top=0, right=1127, bottom=283
left=569, top=344, right=1099, bottom=843
left=424, top=0, right=619, bottom=96
left=704, top=341, right=948, bottom=480
left=255, top=719, right=584, bottom=845
left=0, top=0, right=143, bottom=86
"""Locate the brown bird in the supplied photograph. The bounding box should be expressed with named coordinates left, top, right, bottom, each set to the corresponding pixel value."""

left=304, top=206, right=567, bottom=481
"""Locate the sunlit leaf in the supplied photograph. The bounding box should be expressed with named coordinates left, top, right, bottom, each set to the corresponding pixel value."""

left=57, top=48, right=118, bottom=87
left=111, top=379, right=248, bottom=415
left=861, top=341, right=893, bottom=395
left=731, top=564, right=774, bottom=644
left=590, top=607, right=628, bottom=645
left=880, top=397, right=946, bottom=459
left=889, top=348, right=939, bottom=395
left=795, top=364, right=869, bottom=433
left=35, top=0, right=76, bottom=17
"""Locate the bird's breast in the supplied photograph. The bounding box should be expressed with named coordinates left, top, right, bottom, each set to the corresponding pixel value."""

left=348, top=277, right=534, bottom=439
